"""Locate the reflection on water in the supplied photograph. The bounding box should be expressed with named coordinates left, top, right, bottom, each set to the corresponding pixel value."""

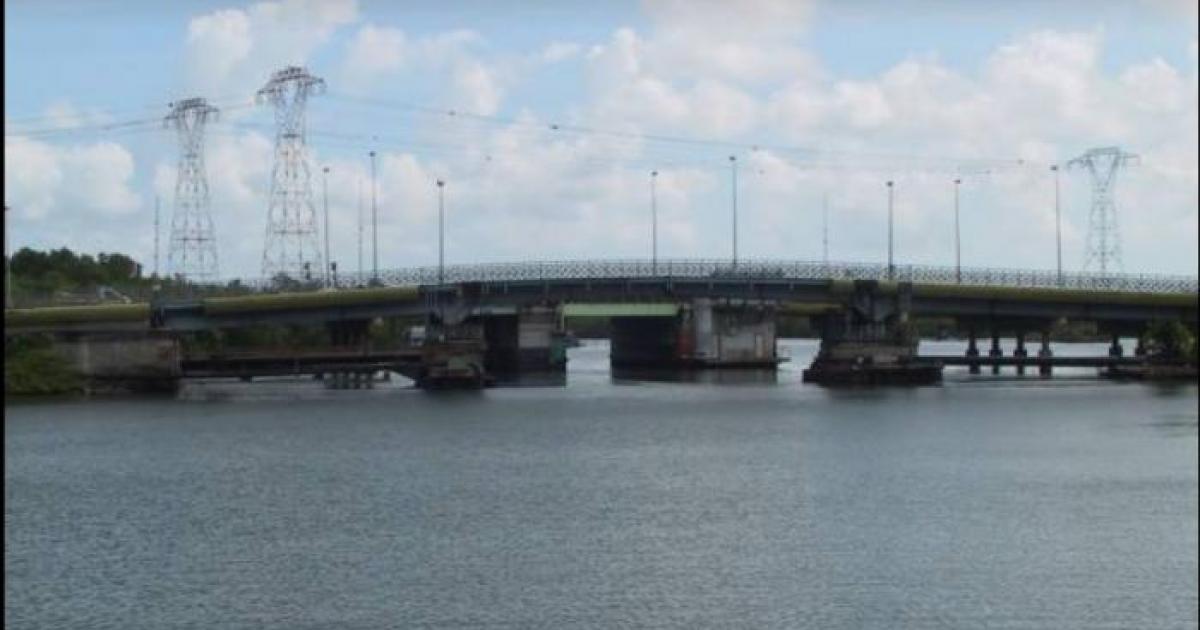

left=611, top=366, right=779, bottom=385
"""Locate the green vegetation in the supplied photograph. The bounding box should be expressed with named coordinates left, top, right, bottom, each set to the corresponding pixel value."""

left=202, top=285, right=419, bottom=315
left=913, top=283, right=1197, bottom=308
left=1144, top=321, right=1198, bottom=364
left=5, top=303, right=150, bottom=327
left=7, top=246, right=260, bottom=308
left=4, top=334, right=82, bottom=396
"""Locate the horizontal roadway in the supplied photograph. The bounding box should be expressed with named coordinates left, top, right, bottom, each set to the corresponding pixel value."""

left=5, top=259, right=1197, bottom=333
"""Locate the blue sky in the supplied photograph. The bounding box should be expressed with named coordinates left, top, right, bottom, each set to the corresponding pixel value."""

left=5, top=0, right=1198, bottom=278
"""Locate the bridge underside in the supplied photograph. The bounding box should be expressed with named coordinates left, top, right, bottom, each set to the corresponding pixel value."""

left=8, top=268, right=1195, bottom=390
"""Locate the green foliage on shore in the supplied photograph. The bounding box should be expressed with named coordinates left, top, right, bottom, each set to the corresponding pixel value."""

left=913, top=282, right=1197, bottom=308
left=4, top=334, right=82, bottom=396
left=1144, top=321, right=1198, bottom=364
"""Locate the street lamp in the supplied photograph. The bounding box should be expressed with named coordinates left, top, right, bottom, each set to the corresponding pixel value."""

left=954, top=178, right=962, bottom=284
left=730, top=155, right=738, bottom=269
left=650, top=170, right=658, bottom=275
left=886, top=180, right=895, bottom=280
left=436, top=179, right=446, bottom=331
left=437, top=179, right=445, bottom=289
left=322, top=166, right=331, bottom=288
left=1051, top=164, right=1062, bottom=286
left=369, top=150, right=378, bottom=284
left=5, top=205, right=11, bottom=309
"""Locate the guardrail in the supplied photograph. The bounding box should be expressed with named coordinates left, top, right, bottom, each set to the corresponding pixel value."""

left=239, top=259, right=1199, bottom=295
left=9, top=259, right=1197, bottom=308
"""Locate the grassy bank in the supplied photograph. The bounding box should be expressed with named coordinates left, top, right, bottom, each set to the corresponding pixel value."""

left=4, top=335, right=83, bottom=396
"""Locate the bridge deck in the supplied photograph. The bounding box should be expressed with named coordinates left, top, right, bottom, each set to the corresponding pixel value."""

left=922, top=355, right=1144, bottom=367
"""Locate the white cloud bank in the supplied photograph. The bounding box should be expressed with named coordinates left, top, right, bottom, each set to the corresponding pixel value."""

left=8, top=2, right=1197, bottom=278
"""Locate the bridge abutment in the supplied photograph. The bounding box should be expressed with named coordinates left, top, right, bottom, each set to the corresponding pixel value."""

left=51, top=332, right=182, bottom=394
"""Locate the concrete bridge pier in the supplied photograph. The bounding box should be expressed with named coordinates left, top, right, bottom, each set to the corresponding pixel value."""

left=684, top=298, right=778, bottom=368
left=989, top=331, right=1003, bottom=375
left=476, top=305, right=567, bottom=384
left=802, top=280, right=940, bottom=385
left=966, top=328, right=981, bottom=374
left=1108, top=333, right=1124, bottom=359
left=1013, top=332, right=1028, bottom=375
left=1038, top=330, right=1053, bottom=377
left=609, top=299, right=778, bottom=370
left=324, top=319, right=373, bottom=389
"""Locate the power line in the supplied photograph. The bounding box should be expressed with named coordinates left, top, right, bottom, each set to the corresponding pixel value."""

left=324, top=92, right=1030, bottom=170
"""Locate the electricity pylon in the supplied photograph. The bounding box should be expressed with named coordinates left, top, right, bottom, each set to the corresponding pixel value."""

left=1067, top=147, right=1139, bottom=275
left=164, top=97, right=220, bottom=282
left=257, top=66, right=325, bottom=281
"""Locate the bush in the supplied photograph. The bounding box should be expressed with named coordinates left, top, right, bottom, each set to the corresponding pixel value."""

left=5, top=345, right=83, bottom=395
left=1144, top=320, right=1197, bottom=364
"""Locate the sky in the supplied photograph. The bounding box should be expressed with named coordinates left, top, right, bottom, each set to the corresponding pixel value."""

left=4, top=0, right=1198, bottom=279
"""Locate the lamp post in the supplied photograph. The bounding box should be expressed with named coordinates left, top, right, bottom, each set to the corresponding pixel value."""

left=886, top=180, right=895, bottom=280
left=322, top=166, right=331, bottom=288
left=1051, top=164, right=1062, bottom=286
left=730, top=155, right=738, bottom=269
left=5, top=205, right=11, bottom=309
left=436, top=179, right=446, bottom=331
left=437, top=179, right=445, bottom=289
left=650, top=170, right=658, bottom=275
left=370, top=150, right=378, bottom=284
left=357, top=178, right=364, bottom=282
left=954, top=178, right=962, bottom=284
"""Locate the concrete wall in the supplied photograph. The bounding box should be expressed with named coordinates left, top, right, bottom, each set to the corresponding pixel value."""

left=610, top=299, right=778, bottom=368
left=687, top=299, right=777, bottom=366
left=53, top=334, right=181, bottom=379
left=479, top=306, right=566, bottom=375
left=50, top=333, right=182, bottom=392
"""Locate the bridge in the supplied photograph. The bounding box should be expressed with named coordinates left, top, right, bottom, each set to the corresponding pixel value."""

left=5, top=259, right=1197, bottom=388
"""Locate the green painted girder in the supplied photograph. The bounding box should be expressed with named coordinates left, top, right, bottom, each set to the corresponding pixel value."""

left=562, top=302, right=679, bottom=317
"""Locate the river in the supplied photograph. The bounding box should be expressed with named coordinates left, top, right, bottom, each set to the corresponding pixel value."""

left=5, top=339, right=1198, bottom=629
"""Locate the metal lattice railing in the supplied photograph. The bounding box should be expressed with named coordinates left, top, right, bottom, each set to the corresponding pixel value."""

left=233, top=259, right=1199, bottom=295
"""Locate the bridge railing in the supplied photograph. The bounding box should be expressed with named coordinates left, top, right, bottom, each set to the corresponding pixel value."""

left=14, top=259, right=1193, bottom=308
left=232, top=259, right=1196, bottom=295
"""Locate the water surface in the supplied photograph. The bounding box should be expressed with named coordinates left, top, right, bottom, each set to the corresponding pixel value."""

left=6, top=340, right=1197, bottom=629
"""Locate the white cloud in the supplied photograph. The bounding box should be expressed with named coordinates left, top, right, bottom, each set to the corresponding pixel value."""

left=342, top=24, right=406, bottom=86
left=183, top=0, right=358, bottom=97
left=5, top=137, right=139, bottom=220
left=18, top=5, right=1195, bottom=278
left=541, top=42, right=581, bottom=63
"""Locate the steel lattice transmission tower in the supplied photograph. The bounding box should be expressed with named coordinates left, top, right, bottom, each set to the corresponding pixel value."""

left=164, top=97, right=220, bottom=282
left=1067, top=146, right=1139, bottom=275
left=257, top=66, right=326, bottom=280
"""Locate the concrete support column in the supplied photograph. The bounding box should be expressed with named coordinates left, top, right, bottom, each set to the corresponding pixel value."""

left=480, top=307, right=566, bottom=382
left=989, top=331, right=1003, bottom=375
left=966, top=328, right=981, bottom=375
left=1037, top=330, right=1053, bottom=377
left=1013, top=331, right=1028, bottom=376
left=1108, top=333, right=1124, bottom=358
